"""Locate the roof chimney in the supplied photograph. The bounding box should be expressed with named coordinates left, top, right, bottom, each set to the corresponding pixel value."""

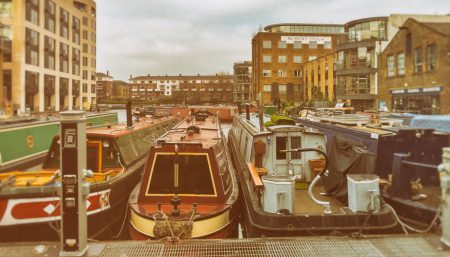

left=129, top=74, right=133, bottom=79
left=106, top=70, right=109, bottom=76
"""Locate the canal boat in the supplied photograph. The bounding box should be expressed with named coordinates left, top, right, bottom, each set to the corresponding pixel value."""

left=129, top=109, right=239, bottom=240
left=228, top=111, right=398, bottom=237
left=294, top=111, right=448, bottom=227
left=0, top=114, right=179, bottom=241
left=0, top=112, right=118, bottom=173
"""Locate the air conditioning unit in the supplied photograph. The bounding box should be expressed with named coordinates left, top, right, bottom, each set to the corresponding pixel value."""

left=262, top=175, right=295, bottom=214
left=347, top=174, right=380, bottom=213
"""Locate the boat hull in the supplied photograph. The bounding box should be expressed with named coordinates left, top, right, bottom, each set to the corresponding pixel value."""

left=228, top=129, right=399, bottom=238
left=0, top=159, right=143, bottom=242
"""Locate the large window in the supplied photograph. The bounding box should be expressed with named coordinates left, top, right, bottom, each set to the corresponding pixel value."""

left=278, top=41, right=286, bottom=48
left=427, top=44, right=436, bottom=72
left=324, top=41, right=332, bottom=49
left=262, top=40, right=271, bottom=48
left=0, top=0, right=12, bottom=17
left=72, top=17, right=80, bottom=44
left=44, top=0, right=55, bottom=32
left=278, top=70, right=286, bottom=77
left=397, top=53, right=405, bottom=76
left=414, top=48, right=423, bottom=73
left=263, top=55, right=271, bottom=63
left=387, top=55, right=395, bottom=77
left=262, top=70, right=271, bottom=77
left=44, top=36, right=55, bottom=69
left=60, top=8, right=69, bottom=39
left=293, top=41, right=302, bottom=49
left=276, top=137, right=287, bottom=160
left=26, top=0, right=39, bottom=24
left=263, top=84, right=271, bottom=92
left=0, top=25, right=11, bottom=62
left=59, top=43, right=69, bottom=73
left=147, top=154, right=215, bottom=195
left=291, top=137, right=301, bottom=159
left=72, top=48, right=80, bottom=75
left=25, top=28, right=39, bottom=66
left=309, top=41, right=317, bottom=49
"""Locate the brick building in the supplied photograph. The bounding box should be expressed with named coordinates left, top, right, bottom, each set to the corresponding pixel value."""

left=112, top=80, right=128, bottom=101
left=302, top=53, right=336, bottom=104
left=233, top=61, right=252, bottom=104
left=0, top=0, right=97, bottom=113
left=129, top=74, right=234, bottom=104
left=252, top=23, right=345, bottom=105
left=378, top=18, right=450, bottom=114
left=96, top=71, right=113, bottom=101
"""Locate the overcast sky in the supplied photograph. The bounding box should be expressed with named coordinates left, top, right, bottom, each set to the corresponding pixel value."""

left=96, top=0, right=449, bottom=81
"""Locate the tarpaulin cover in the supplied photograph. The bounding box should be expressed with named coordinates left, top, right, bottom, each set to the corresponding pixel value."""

left=322, top=134, right=376, bottom=203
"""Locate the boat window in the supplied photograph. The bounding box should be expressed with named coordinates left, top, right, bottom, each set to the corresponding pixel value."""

left=147, top=154, right=215, bottom=196
left=44, top=139, right=60, bottom=168
left=102, top=140, right=121, bottom=168
left=87, top=143, right=100, bottom=172
left=291, top=137, right=301, bottom=159
left=276, top=137, right=287, bottom=160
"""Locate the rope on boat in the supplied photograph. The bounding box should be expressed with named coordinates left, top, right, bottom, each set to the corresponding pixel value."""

left=155, top=208, right=197, bottom=241
left=386, top=203, right=441, bottom=235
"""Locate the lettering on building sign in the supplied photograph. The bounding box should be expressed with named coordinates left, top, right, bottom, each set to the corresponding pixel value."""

left=407, top=88, right=420, bottom=93
left=281, top=36, right=332, bottom=44
left=422, top=86, right=442, bottom=93
left=391, top=89, right=405, bottom=94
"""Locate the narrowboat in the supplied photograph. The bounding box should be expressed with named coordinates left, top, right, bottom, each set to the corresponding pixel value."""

left=228, top=111, right=398, bottom=237
left=295, top=111, right=448, bottom=227
left=129, top=110, right=239, bottom=240
left=0, top=114, right=179, bottom=241
left=0, top=112, right=118, bottom=173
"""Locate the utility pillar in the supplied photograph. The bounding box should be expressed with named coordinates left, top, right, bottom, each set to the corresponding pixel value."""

left=59, top=111, right=89, bottom=256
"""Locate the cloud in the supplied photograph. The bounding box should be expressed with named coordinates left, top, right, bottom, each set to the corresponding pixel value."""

left=96, top=0, right=449, bottom=81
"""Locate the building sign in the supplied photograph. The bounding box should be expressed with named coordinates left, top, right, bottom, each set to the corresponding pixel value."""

left=390, top=86, right=443, bottom=95
left=281, top=36, right=331, bottom=44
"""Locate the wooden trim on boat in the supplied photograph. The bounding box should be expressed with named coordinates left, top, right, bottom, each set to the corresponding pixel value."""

left=246, top=162, right=263, bottom=190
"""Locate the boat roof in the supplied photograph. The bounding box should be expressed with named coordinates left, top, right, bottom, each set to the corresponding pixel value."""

left=87, top=116, right=177, bottom=138
left=157, top=112, right=221, bottom=149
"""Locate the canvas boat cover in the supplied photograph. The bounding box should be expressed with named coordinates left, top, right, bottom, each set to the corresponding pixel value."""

left=322, top=134, right=376, bottom=203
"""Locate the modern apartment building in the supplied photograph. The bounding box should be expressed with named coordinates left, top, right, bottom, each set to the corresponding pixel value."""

left=233, top=61, right=252, bottom=104
left=252, top=23, right=345, bottom=105
left=378, top=18, right=450, bottom=114
left=129, top=74, right=234, bottom=104
left=0, top=0, right=96, bottom=113
left=302, top=53, right=336, bottom=104
left=335, top=14, right=450, bottom=111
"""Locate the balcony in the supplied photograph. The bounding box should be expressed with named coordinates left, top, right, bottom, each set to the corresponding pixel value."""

left=336, top=88, right=376, bottom=100
left=335, top=61, right=376, bottom=76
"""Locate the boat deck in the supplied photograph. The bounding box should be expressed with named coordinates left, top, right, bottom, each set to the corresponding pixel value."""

left=1, top=235, right=447, bottom=257
left=294, top=186, right=346, bottom=214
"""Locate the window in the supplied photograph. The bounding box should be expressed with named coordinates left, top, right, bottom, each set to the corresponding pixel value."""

left=308, top=56, right=317, bottom=61
left=291, top=137, right=301, bottom=159
left=82, top=57, right=88, bottom=66
left=405, top=33, right=412, bottom=53
left=263, top=55, right=271, bottom=63
left=60, top=8, right=69, bottom=39
left=263, top=84, right=271, bottom=92
left=276, top=137, right=287, bottom=160
left=72, top=17, right=80, bottom=44
left=397, top=53, right=405, bottom=76
left=147, top=154, right=215, bottom=195
left=262, top=70, right=271, bottom=77
left=263, top=40, right=271, bottom=48
left=25, top=28, right=39, bottom=66
left=309, top=41, right=317, bottom=49
left=82, top=30, right=88, bottom=40
left=44, top=36, right=55, bottom=69
left=0, top=0, right=12, bottom=17
left=278, top=41, right=286, bottom=48
left=72, top=48, right=80, bottom=75
left=278, top=55, right=287, bottom=63
left=324, top=41, right=332, bottom=49
left=387, top=55, right=395, bottom=77
left=82, top=17, right=88, bottom=25
left=414, top=48, right=423, bottom=73
left=278, top=70, right=287, bottom=77
left=279, top=84, right=286, bottom=93
left=293, top=41, right=302, bottom=49
left=26, top=0, right=39, bottom=24
left=293, top=70, right=302, bottom=77
left=427, top=44, right=436, bottom=72
left=60, top=43, right=69, bottom=72
left=293, top=55, right=302, bottom=63
left=82, top=70, right=88, bottom=80
left=44, top=0, right=56, bottom=32
left=83, top=43, right=88, bottom=53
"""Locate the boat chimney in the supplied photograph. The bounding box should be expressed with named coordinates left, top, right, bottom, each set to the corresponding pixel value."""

left=126, top=100, right=133, bottom=128
left=257, top=93, right=264, bottom=132
left=171, top=144, right=181, bottom=217
left=245, top=103, right=250, bottom=121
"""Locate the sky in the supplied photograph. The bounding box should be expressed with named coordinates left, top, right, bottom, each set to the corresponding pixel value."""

left=96, top=0, right=449, bottom=81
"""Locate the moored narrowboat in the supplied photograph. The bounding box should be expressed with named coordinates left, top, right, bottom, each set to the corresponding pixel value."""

left=129, top=110, right=239, bottom=240
left=228, top=111, right=398, bottom=237
left=0, top=114, right=179, bottom=241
